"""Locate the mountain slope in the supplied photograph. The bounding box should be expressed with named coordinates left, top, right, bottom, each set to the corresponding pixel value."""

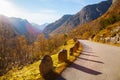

left=10, top=17, right=42, bottom=36
left=51, top=0, right=112, bottom=35
left=43, top=15, right=73, bottom=37
left=0, top=15, right=17, bottom=38
left=93, top=0, right=120, bottom=44
left=0, top=15, right=43, bottom=75
left=9, top=18, right=39, bottom=43
left=0, top=15, right=45, bottom=43
left=71, top=0, right=120, bottom=44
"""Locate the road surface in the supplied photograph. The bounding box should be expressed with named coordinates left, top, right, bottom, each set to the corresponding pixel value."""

left=60, top=40, right=120, bottom=80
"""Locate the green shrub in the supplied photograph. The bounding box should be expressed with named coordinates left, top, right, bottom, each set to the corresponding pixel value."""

left=100, top=14, right=120, bottom=29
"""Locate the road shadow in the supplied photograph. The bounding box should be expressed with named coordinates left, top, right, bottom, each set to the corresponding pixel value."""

left=42, top=70, right=66, bottom=80
left=81, top=43, right=96, bottom=53
left=69, top=63, right=102, bottom=75
left=82, top=44, right=93, bottom=50
left=81, top=53, right=99, bottom=57
left=78, top=57, right=104, bottom=64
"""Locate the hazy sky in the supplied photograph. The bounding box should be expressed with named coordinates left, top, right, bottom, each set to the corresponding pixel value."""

left=0, top=0, right=106, bottom=25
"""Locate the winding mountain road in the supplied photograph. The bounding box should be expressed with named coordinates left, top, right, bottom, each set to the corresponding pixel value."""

left=60, top=40, right=120, bottom=80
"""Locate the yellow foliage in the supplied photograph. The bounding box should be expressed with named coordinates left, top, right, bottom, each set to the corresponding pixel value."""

left=0, top=39, right=82, bottom=80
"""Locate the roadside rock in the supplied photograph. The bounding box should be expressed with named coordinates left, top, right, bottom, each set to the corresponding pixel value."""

left=58, top=49, right=67, bottom=62
left=39, top=55, right=53, bottom=76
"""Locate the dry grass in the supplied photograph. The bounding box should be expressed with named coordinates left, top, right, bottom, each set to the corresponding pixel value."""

left=0, top=39, right=82, bottom=80
left=93, top=21, right=120, bottom=47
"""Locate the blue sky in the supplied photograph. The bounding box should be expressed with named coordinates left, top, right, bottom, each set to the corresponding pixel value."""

left=0, top=0, right=106, bottom=25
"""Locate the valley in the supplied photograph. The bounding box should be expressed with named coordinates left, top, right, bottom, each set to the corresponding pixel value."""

left=0, top=0, right=120, bottom=80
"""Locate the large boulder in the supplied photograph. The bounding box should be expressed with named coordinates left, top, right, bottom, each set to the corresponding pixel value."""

left=58, top=49, right=67, bottom=62
left=39, top=55, right=53, bottom=76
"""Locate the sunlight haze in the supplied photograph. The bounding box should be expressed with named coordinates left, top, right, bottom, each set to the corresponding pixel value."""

left=0, top=0, right=106, bottom=25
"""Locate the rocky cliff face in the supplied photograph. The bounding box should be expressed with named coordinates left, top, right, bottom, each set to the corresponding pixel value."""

left=51, top=0, right=112, bottom=35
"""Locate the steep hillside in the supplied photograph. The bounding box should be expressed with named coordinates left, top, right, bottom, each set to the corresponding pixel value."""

left=0, top=15, right=26, bottom=75
left=0, top=16, right=42, bottom=43
left=72, top=0, right=120, bottom=44
left=0, top=15, right=18, bottom=39
left=93, top=0, right=120, bottom=45
left=43, top=15, right=73, bottom=37
left=93, top=22, right=120, bottom=45
left=10, top=17, right=42, bottom=36
left=51, top=0, right=112, bottom=35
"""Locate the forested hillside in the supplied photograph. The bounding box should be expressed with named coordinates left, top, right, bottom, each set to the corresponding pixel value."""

left=0, top=16, right=68, bottom=76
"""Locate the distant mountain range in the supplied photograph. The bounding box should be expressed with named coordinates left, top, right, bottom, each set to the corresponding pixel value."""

left=9, top=18, right=38, bottom=35
left=43, top=15, right=73, bottom=37
left=0, top=15, right=47, bottom=43
left=31, top=23, right=49, bottom=31
left=43, top=0, right=112, bottom=36
left=0, top=0, right=113, bottom=40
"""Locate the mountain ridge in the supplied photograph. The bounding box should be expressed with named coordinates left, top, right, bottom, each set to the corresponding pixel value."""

left=0, top=15, right=43, bottom=43
left=43, top=14, right=73, bottom=37
left=70, top=0, right=120, bottom=43
left=50, top=0, right=112, bottom=35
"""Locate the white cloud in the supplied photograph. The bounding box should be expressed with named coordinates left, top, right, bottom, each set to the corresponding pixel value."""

left=0, top=0, right=61, bottom=24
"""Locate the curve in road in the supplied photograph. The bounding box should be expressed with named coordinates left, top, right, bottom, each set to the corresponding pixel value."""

left=59, top=40, right=120, bottom=80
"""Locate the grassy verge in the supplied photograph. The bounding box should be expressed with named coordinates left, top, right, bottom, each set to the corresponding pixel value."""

left=0, top=39, right=82, bottom=80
